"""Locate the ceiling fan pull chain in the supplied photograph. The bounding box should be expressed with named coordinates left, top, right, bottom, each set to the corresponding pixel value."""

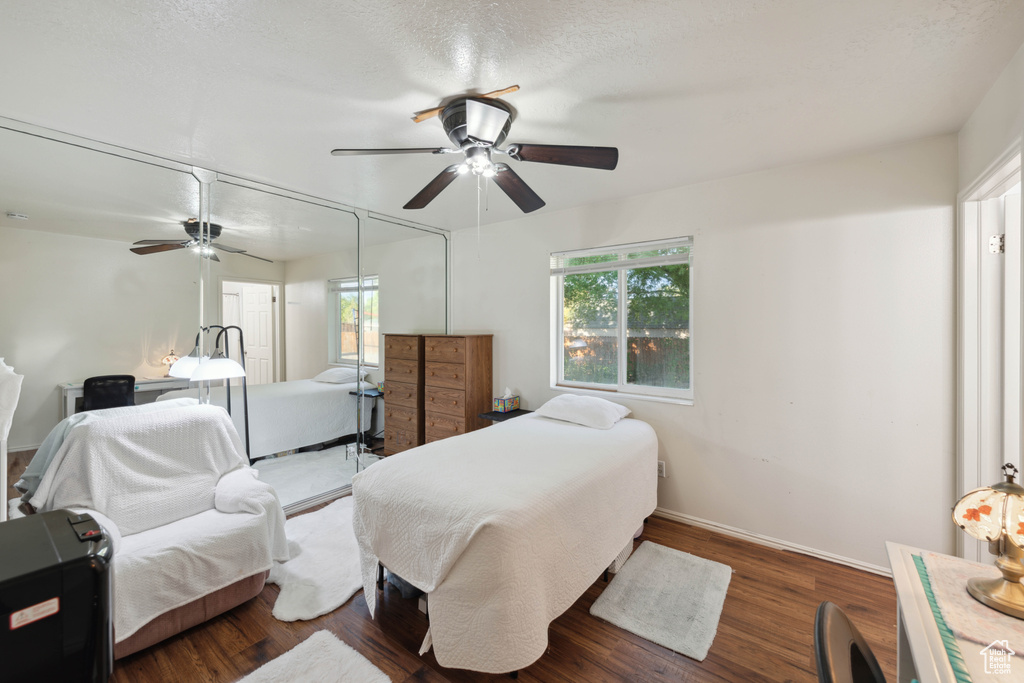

left=476, top=174, right=482, bottom=259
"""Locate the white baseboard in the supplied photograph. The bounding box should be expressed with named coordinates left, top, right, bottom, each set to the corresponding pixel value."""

left=652, top=507, right=892, bottom=578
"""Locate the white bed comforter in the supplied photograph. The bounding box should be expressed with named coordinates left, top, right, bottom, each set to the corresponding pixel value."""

left=31, top=404, right=289, bottom=642
left=352, top=414, right=658, bottom=673
left=159, top=379, right=374, bottom=459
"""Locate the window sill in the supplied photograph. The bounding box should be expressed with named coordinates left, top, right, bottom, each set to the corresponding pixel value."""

left=329, top=362, right=379, bottom=370
left=551, top=384, right=693, bottom=406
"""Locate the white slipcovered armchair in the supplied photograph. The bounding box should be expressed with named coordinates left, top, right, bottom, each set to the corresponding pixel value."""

left=31, top=403, right=289, bottom=657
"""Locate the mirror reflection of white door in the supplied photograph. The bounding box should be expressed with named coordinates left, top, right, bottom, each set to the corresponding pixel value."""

left=222, top=280, right=277, bottom=386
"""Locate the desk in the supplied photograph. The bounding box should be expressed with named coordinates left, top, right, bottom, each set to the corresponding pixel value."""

left=59, top=377, right=192, bottom=419
left=887, top=541, right=1023, bottom=682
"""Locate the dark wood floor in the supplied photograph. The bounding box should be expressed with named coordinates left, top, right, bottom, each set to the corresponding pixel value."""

left=110, top=517, right=896, bottom=682
left=7, top=451, right=897, bottom=682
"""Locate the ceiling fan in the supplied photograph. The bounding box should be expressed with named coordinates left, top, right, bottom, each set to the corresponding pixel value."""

left=130, top=218, right=273, bottom=263
left=331, top=86, right=618, bottom=214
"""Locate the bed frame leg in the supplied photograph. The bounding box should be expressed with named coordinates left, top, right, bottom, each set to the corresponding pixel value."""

left=377, top=562, right=384, bottom=591
left=603, top=568, right=609, bottom=582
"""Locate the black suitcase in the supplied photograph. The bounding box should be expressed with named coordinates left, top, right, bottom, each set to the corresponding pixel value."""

left=0, top=509, right=113, bottom=682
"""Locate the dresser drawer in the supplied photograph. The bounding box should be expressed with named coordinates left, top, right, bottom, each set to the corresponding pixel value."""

left=425, top=413, right=466, bottom=441
left=424, top=361, right=465, bottom=389
left=385, top=358, right=420, bottom=385
left=385, top=428, right=419, bottom=454
left=424, top=387, right=465, bottom=417
left=424, top=336, right=465, bottom=364
left=385, top=335, right=421, bottom=361
left=384, top=381, right=420, bottom=409
left=384, top=404, right=419, bottom=430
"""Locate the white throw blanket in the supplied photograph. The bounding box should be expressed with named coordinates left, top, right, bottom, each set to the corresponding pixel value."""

left=32, top=404, right=289, bottom=641
left=352, top=414, right=658, bottom=673
left=18, top=398, right=198, bottom=501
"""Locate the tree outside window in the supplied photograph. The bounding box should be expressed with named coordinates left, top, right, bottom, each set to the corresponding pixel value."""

left=554, top=239, right=691, bottom=399
left=328, top=276, right=379, bottom=366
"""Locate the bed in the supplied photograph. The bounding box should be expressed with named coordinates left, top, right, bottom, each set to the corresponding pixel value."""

left=158, top=379, right=374, bottom=460
left=352, top=409, right=658, bottom=674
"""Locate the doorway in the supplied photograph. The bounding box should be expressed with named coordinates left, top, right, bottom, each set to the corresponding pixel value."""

left=221, top=279, right=281, bottom=385
left=958, top=148, right=1021, bottom=561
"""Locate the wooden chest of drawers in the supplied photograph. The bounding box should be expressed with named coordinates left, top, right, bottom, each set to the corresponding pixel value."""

left=383, top=333, right=492, bottom=453
left=423, top=335, right=492, bottom=443
left=382, top=334, right=424, bottom=455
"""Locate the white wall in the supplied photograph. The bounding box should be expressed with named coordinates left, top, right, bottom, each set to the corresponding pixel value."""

left=451, top=135, right=958, bottom=569
left=283, top=230, right=447, bottom=382
left=0, top=225, right=284, bottom=449
left=959, top=39, right=1024, bottom=191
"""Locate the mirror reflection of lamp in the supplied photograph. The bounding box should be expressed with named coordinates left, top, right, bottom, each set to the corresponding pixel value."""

left=160, top=350, right=180, bottom=377
left=952, top=462, right=1024, bottom=619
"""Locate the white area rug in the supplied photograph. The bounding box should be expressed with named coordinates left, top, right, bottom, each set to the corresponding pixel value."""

left=590, top=540, right=732, bottom=661
left=254, top=446, right=359, bottom=508
left=237, top=630, right=390, bottom=683
left=269, top=497, right=363, bottom=621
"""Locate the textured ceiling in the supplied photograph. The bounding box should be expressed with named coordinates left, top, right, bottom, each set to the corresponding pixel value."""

left=1, top=0, right=1023, bottom=244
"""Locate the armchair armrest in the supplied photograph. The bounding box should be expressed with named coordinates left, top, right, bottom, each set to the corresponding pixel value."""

left=215, top=467, right=268, bottom=515
left=215, top=467, right=290, bottom=561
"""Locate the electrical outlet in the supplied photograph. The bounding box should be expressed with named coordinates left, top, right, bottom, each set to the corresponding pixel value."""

left=657, top=460, right=666, bottom=478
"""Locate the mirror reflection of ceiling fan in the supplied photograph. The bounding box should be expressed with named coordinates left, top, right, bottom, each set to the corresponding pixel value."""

left=331, top=85, right=619, bottom=213
left=130, top=218, right=273, bottom=263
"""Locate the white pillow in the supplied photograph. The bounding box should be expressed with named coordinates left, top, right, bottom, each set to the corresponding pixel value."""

left=534, top=393, right=631, bottom=429
left=312, top=367, right=366, bottom=383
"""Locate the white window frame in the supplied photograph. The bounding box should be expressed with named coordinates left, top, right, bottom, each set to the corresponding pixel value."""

left=328, top=275, right=380, bottom=368
left=550, top=237, right=693, bottom=403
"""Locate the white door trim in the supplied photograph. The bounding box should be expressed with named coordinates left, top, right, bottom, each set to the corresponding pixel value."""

left=957, top=139, right=1021, bottom=561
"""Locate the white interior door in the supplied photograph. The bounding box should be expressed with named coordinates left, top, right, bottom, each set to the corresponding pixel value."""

left=242, top=283, right=274, bottom=385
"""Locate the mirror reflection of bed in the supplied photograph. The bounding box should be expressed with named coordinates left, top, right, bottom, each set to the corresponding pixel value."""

left=157, top=367, right=376, bottom=508
left=1, top=121, right=449, bottom=516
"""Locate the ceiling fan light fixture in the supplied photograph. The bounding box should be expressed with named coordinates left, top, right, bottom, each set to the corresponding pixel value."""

left=456, top=163, right=470, bottom=175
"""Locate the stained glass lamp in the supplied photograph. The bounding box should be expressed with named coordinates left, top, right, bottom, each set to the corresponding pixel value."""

left=952, top=462, right=1024, bottom=619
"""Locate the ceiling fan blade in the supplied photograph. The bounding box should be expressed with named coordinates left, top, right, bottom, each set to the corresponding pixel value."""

left=210, top=243, right=246, bottom=253
left=404, top=164, right=462, bottom=210
left=412, top=85, right=520, bottom=123
left=210, top=243, right=274, bottom=262
left=492, top=164, right=546, bottom=213
left=331, top=148, right=447, bottom=156
left=207, top=252, right=221, bottom=262
left=466, top=99, right=510, bottom=145
left=130, top=243, right=188, bottom=255
left=506, top=144, right=618, bottom=170
left=132, top=239, right=189, bottom=246
left=238, top=252, right=274, bottom=263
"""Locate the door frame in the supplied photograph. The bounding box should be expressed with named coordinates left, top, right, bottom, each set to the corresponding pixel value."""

left=957, top=138, right=1021, bottom=561
left=218, top=276, right=284, bottom=383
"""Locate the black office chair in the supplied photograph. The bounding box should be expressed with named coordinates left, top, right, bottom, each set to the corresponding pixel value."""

left=81, top=375, right=136, bottom=412
left=814, top=601, right=886, bottom=683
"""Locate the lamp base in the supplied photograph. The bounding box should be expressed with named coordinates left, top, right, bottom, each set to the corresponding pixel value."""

left=967, top=576, right=1024, bottom=620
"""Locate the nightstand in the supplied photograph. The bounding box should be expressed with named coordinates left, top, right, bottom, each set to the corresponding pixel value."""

left=477, top=409, right=533, bottom=423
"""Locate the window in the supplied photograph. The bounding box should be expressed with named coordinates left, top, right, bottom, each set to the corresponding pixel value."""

left=552, top=238, right=692, bottom=400
left=328, top=276, right=379, bottom=366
